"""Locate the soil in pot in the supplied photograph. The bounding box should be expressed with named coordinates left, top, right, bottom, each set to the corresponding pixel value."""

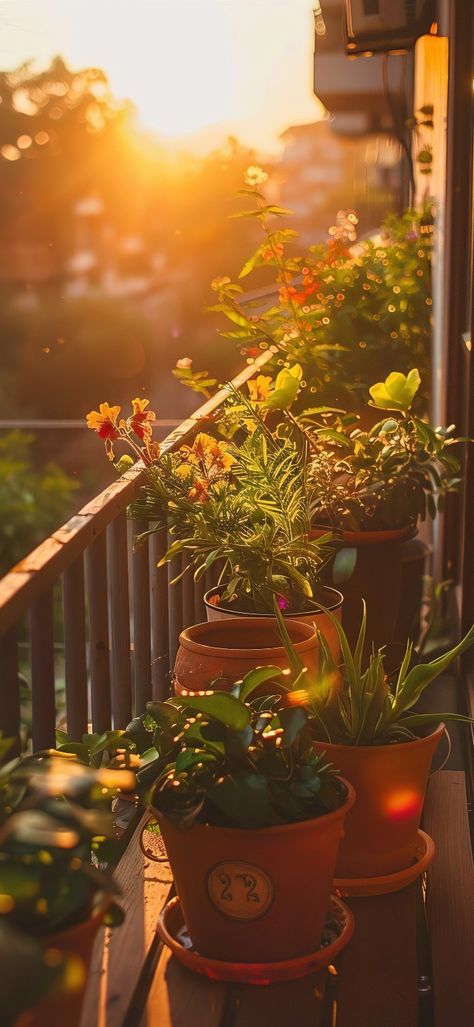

left=15, top=898, right=109, bottom=1027
left=204, top=585, right=344, bottom=662
left=156, top=780, right=355, bottom=964
left=313, top=724, right=443, bottom=878
left=174, top=616, right=319, bottom=695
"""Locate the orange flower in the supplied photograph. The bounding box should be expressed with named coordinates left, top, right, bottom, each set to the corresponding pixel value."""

left=86, top=402, right=121, bottom=460
left=188, top=477, right=210, bottom=503
left=86, top=402, right=121, bottom=439
left=248, top=375, right=273, bottom=403
left=180, top=433, right=234, bottom=479
left=129, top=397, right=156, bottom=441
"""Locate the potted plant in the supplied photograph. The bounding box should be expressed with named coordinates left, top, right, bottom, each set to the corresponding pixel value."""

left=86, top=395, right=343, bottom=657
left=138, top=686, right=354, bottom=963
left=273, top=602, right=474, bottom=884
left=0, top=746, right=135, bottom=1026
left=302, top=368, right=464, bottom=651
left=174, top=616, right=319, bottom=695
left=173, top=169, right=433, bottom=414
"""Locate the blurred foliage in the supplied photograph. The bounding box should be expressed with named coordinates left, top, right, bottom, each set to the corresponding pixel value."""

left=0, top=432, right=78, bottom=573
left=0, top=748, right=134, bottom=1022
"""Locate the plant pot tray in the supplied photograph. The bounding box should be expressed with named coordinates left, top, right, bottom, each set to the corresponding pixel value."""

left=334, top=829, right=435, bottom=898
left=158, top=894, right=354, bottom=984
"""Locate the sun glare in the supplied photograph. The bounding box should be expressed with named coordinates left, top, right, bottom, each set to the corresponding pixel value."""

left=2, top=0, right=321, bottom=153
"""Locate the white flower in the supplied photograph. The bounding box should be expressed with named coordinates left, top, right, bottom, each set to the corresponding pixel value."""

left=244, top=165, right=268, bottom=187
left=176, top=357, right=192, bottom=369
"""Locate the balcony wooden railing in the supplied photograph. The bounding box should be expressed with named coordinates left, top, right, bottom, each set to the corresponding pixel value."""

left=0, top=352, right=272, bottom=755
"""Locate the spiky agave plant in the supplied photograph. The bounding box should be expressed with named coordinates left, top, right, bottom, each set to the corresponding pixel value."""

left=271, top=600, right=474, bottom=745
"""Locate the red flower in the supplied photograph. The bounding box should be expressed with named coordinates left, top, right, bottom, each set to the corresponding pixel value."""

left=128, top=398, right=156, bottom=441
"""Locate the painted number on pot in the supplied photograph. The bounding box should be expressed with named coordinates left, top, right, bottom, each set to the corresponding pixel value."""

left=207, top=861, right=274, bottom=920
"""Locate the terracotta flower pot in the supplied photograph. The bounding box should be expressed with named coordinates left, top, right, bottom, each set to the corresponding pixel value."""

left=312, top=525, right=417, bottom=657
left=156, top=780, right=355, bottom=963
left=15, top=897, right=109, bottom=1027
left=203, top=585, right=344, bottom=662
left=174, top=617, right=319, bottom=695
left=313, top=724, right=444, bottom=878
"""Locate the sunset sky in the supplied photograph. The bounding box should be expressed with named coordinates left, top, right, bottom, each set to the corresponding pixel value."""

left=0, top=0, right=326, bottom=152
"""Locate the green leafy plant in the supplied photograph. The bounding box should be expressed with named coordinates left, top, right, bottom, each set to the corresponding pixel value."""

left=176, top=169, right=433, bottom=412
left=55, top=729, right=140, bottom=769
left=136, top=684, right=345, bottom=830
left=0, top=750, right=136, bottom=1022
left=0, top=432, right=78, bottom=575
left=272, top=601, right=474, bottom=746
left=303, top=369, right=463, bottom=531
left=130, top=399, right=333, bottom=613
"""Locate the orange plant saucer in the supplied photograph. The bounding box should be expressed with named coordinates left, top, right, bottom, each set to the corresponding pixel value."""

left=333, top=829, right=435, bottom=898
left=158, top=894, right=354, bottom=985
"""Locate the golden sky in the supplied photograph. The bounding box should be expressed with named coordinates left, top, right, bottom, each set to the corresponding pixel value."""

left=0, top=0, right=325, bottom=152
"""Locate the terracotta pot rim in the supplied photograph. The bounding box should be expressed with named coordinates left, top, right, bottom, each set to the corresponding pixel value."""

left=203, top=585, right=344, bottom=617
left=312, top=523, right=417, bottom=546
left=178, top=617, right=317, bottom=659
left=155, top=778, right=355, bottom=838
left=314, top=722, right=445, bottom=754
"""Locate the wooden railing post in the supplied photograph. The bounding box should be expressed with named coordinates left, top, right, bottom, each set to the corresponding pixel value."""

left=85, top=532, right=111, bottom=733
left=0, top=626, right=20, bottom=756
left=108, top=513, right=132, bottom=729
left=131, top=520, right=151, bottom=716
left=167, top=528, right=183, bottom=675
left=29, top=589, right=56, bottom=750
left=149, top=527, right=169, bottom=700
left=63, top=556, right=88, bottom=738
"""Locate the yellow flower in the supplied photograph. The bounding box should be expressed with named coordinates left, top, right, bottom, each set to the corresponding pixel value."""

left=244, top=165, right=268, bottom=187
left=248, top=375, right=273, bottom=403
left=85, top=402, right=121, bottom=460
left=86, top=403, right=121, bottom=439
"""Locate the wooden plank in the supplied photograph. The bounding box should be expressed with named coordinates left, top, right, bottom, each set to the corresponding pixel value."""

left=132, top=521, right=152, bottom=716
left=29, top=589, right=56, bottom=750
left=226, top=973, right=326, bottom=1027
left=85, top=533, right=111, bottom=732
left=167, top=529, right=183, bottom=675
left=336, top=887, right=418, bottom=1027
left=0, top=625, right=21, bottom=755
left=80, top=813, right=173, bottom=1027
left=108, top=513, right=132, bottom=728
left=140, top=947, right=228, bottom=1027
left=62, top=557, right=88, bottom=738
left=194, top=576, right=206, bottom=624
left=182, top=557, right=194, bottom=630
left=149, top=529, right=170, bottom=700
left=0, top=352, right=272, bottom=636
left=423, top=771, right=474, bottom=1027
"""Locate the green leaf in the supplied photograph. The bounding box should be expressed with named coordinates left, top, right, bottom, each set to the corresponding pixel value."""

left=237, top=666, right=283, bottom=702
left=175, top=692, right=251, bottom=731
left=332, top=547, right=357, bottom=585
left=391, top=623, right=474, bottom=717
